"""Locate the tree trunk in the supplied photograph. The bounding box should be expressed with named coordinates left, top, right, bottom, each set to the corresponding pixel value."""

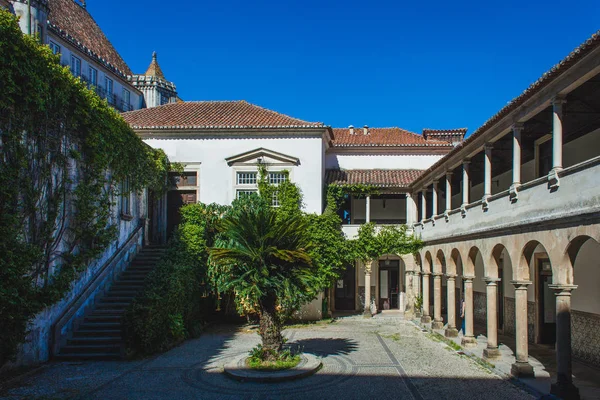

left=259, top=294, right=282, bottom=358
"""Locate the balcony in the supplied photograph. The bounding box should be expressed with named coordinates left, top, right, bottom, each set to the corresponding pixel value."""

left=340, top=194, right=409, bottom=239
left=414, top=156, right=600, bottom=242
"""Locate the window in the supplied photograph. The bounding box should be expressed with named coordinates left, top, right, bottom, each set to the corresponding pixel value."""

left=123, top=88, right=131, bottom=108
left=37, top=24, right=43, bottom=43
left=271, top=191, right=280, bottom=207
left=236, top=172, right=257, bottom=185
left=268, top=172, right=287, bottom=185
left=49, top=41, right=60, bottom=55
left=160, top=94, right=169, bottom=105
left=105, top=77, right=113, bottom=103
left=237, top=189, right=258, bottom=199
left=71, top=56, right=81, bottom=77
left=169, top=171, right=197, bottom=187
left=89, top=67, right=98, bottom=86
left=120, top=178, right=131, bottom=217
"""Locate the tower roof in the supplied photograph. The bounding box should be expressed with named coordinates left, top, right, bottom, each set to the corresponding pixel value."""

left=144, top=52, right=165, bottom=79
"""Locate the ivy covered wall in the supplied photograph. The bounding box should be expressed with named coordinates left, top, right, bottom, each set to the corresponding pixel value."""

left=0, top=9, right=173, bottom=367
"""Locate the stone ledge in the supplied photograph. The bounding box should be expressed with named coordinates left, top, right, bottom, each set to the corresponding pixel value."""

left=223, top=353, right=322, bottom=383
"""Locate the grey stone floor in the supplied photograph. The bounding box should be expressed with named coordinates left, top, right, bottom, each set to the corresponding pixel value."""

left=0, top=318, right=535, bottom=400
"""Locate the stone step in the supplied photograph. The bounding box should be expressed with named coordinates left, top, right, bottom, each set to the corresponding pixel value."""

left=101, top=296, right=135, bottom=303
left=78, top=322, right=122, bottom=330
left=54, top=353, right=122, bottom=361
left=68, top=337, right=122, bottom=346
left=72, top=329, right=121, bottom=338
left=90, top=309, right=125, bottom=315
left=60, top=344, right=121, bottom=355
left=85, top=315, right=123, bottom=323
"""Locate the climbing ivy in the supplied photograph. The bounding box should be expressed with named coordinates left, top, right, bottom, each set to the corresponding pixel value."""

left=350, top=223, right=423, bottom=266
left=0, top=10, right=173, bottom=365
left=325, top=183, right=380, bottom=213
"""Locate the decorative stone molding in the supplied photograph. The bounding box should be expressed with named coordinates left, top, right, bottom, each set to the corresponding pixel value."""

left=548, top=168, right=561, bottom=190
left=509, top=183, right=520, bottom=203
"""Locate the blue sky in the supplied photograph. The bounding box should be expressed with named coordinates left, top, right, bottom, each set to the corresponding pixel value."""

left=87, top=0, right=599, bottom=135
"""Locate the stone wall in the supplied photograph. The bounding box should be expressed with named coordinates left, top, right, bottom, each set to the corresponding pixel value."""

left=502, top=298, right=536, bottom=344
left=473, top=291, right=486, bottom=325
left=572, top=310, right=600, bottom=367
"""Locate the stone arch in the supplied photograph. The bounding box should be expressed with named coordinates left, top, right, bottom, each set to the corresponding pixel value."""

left=465, top=246, right=482, bottom=277
left=562, top=235, right=600, bottom=285
left=435, top=249, right=446, bottom=274
left=518, top=240, right=552, bottom=282
left=449, top=248, right=462, bottom=276
left=486, top=243, right=509, bottom=279
left=424, top=250, right=433, bottom=274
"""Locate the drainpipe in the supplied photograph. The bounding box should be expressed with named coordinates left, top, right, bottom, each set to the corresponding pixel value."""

left=27, top=0, right=32, bottom=36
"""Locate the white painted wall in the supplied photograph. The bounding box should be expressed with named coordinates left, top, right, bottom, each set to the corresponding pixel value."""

left=145, top=135, right=325, bottom=214
left=326, top=153, right=445, bottom=170
left=351, top=197, right=406, bottom=222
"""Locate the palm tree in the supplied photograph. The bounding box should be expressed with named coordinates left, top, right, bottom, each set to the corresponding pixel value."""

left=208, top=196, right=314, bottom=357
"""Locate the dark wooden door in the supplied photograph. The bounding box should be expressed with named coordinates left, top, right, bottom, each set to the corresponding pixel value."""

left=335, top=264, right=356, bottom=311
left=167, top=190, right=197, bottom=238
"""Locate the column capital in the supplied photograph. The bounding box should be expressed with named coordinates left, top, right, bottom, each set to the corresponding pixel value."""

left=445, top=273, right=457, bottom=279
left=422, top=271, right=431, bottom=276
left=432, top=272, right=443, bottom=277
left=511, top=280, right=532, bottom=290
left=405, top=192, right=412, bottom=199
left=432, top=179, right=439, bottom=185
left=484, top=277, right=501, bottom=285
left=512, top=122, right=525, bottom=133
left=462, top=275, right=475, bottom=282
left=462, top=159, right=471, bottom=166
left=552, top=96, right=567, bottom=106
left=548, top=284, right=578, bottom=295
left=484, top=142, right=494, bottom=151
left=445, top=171, right=453, bottom=178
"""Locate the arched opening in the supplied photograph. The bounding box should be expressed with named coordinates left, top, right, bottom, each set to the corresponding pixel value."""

left=377, top=254, right=402, bottom=311
left=468, top=246, right=486, bottom=335
left=491, top=244, right=512, bottom=334
left=436, top=249, right=448, bottom=324
left=450, top=248, right=463, bottom=326
left=425, top=251, right=434, bottom=316
left=567, top=235, right=600, bottom=367
left=521, top=240, right=553, bottom=345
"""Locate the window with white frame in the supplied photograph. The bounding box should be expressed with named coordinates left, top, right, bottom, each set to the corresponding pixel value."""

left=268, top=172, right=287, bottom=185
left=49, top=41, right=60, bottom=55
left=71, top=56, right=81, bottom=77
left=106, top=77, right=113, bottom=98
left=236, top=171, right=257, bottom=185
left=89, top=67, right=98, bottom=86
left=123, top=88, right=131, bottom=109
left=236, top=189, right=258, bottom=199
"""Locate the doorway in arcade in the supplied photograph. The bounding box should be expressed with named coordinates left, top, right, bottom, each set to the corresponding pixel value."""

left=379, top=259, right=400, bottom=310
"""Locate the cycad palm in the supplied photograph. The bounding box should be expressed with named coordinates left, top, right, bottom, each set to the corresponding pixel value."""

left=209, top=196, right=314, bottom=355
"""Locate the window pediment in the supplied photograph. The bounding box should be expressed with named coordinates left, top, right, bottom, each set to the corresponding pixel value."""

left=225, top=148, right=300, bottom=166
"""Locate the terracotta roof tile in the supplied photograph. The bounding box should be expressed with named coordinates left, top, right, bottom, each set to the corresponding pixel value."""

left=412, top=29, right=600, bottom=187
left=325, top=169, right=424, bottom=188
left=331, top=127, right=453, bottom=147
left=48, top=0, right=132, bottom=76
left=122, top=101, right=324, bottom=129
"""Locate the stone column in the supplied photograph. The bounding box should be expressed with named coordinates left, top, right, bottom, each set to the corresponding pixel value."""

left=445, top=172, right=452, bottom=215
left=363, top=261, right=372, bottom=317
left=483, top=278, right=502, bottom=360
left=432, top=273, right=444, bottom=329
left=432, top=180, right=439, bottom=217
left=549, top=284, right=580, bottom=400
left=510, top=281, right=534, bottom=377
left=420, top=190, right=427, bottom=222
left=482, top=143, right=493, bottom=207
left=445, top=274, right=458, bottom=337
left=365, top=195, right=371, bottom=223
left=461, top=276, right=477, bottom=347
left=552, top=97, right=566, bottom=172
left=421, top=272, right=432, bottom=323
left=461, top=160, right=470, bottom=213
left=510, top=123, right=524, bottom=201
left=405, top=193, right=414, bottom=226
left=404, top=270, right=415, bottom=318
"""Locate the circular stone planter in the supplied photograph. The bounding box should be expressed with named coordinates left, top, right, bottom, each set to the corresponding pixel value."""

left=223, top=353, right=322, bottom=383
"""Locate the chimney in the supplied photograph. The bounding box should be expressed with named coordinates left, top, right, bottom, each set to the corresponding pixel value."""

left=363, top=125, right=369, bottom=135
left=348, top=125, right=354, bottom=135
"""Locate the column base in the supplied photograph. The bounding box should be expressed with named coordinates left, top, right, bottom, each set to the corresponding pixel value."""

left=461, top=336, right=477, bottom=348
left=432, top=320, right=444, bottom=330
left=415, top=311, right=422, bottom=319
left=445, top=327, right=458, bottom=338
left=551, top=381, right=580, bottom=400
left=511, top=361, right=534, bottom=378
left=363, top=309, right=372, bottom=318
left=483, top=347, right=502, bottom=360
left=420, top=315, right=431, bottom=324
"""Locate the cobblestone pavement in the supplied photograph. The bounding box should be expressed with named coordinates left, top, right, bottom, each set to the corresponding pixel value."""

left=1, top=317, right=535, bottom=400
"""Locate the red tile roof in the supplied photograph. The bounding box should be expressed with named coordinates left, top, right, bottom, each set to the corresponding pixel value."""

left=412, top=29, right=600, bottom=187
left=122, top=101, right=324, bottom=129
left=325, top=169, right=424, bottom=188
left=48, top=0, right=132, bottom=77
left=331, top=127, right=453, bottom=147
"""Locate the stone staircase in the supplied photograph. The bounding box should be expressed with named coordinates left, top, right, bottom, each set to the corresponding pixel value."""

left=55, top=246, right=166, bottom=361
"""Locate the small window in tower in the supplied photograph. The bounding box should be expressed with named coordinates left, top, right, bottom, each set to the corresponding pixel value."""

left=160, top=93, right=169, bottom=105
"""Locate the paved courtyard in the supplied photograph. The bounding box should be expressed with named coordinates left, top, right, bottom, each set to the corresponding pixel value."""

left=1, top=317, right=535, bottom=400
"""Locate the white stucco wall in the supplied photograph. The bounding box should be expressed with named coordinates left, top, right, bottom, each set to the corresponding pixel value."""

left=572, top=239, right=600, bottom=314
left=352, top=197, right=406, bottom=222
left=145, top=135, right=325, bottom=214
left=326, top=153, right=445, bottom=170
